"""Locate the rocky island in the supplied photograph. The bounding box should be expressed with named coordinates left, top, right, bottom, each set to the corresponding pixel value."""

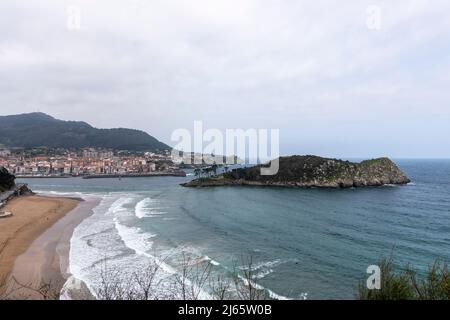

left=181, top=156, right=411, bottom=188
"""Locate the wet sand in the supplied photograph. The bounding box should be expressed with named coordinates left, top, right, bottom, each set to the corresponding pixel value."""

left=0, top=195, right=96, bottom=299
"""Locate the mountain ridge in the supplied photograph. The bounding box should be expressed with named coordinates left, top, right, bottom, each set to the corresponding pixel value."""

left=0, top=112, right=170, bottom=152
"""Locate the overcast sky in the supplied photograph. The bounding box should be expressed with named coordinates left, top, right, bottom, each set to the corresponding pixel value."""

left=1, top=0, right=449, bottom=158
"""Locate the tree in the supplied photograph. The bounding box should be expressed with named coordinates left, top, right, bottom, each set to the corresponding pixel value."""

left=202, top=167, right=212, bottom=177
left=211, top=162, right=218, bottom=176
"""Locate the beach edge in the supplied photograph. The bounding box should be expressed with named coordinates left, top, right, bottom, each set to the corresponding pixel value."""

left=1, top=194, right=99, bottom=299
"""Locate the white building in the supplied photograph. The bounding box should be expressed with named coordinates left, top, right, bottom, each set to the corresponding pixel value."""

left=0, top=148, right=11, bottom=157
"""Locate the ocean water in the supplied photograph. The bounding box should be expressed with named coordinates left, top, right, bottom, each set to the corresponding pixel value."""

left=17, top=160, right=450, bottom=299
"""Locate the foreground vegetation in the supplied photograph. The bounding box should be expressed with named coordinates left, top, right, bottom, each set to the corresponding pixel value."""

left=358, top=258, right=450, bottom=300
left=1, top=245, right=270, bottom=300
left=2, top=237, right=448, bottom=300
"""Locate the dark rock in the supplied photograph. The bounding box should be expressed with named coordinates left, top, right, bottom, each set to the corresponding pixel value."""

left=0, top=166, right=15, bottom=192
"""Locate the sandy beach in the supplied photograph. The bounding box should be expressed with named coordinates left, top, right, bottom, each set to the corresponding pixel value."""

left=0, top=195, right=91, bottom=299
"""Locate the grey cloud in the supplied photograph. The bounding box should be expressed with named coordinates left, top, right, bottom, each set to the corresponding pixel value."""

left=1, top=0, right=450, bottom=157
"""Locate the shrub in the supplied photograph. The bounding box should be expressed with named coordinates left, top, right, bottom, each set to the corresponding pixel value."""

left=358, top=258, right=450, bottom=300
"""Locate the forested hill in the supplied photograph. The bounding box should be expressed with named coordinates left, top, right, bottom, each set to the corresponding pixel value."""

left=0, top=112, right=170, bottom=152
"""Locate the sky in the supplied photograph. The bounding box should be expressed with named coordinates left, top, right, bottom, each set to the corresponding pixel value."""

left=0, top=0, right=449, bottom=158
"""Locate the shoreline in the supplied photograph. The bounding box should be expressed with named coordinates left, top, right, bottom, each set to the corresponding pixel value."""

left=0, top=194, right=98, bottom=299
left=14, top=171, right=187, bottom=179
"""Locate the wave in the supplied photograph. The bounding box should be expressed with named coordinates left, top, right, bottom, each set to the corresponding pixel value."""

left=66, top=193, right=288, bottom=300
left=135, top=198, right=151, bottom=219
left=67, top=195, right=122, bottom=298
left=235, top=259, right=291, bottom=299
left=108, top=196, right=134, bottom=215
left=111, top=198, right=179, bottom=276
left=238, top=259, right=281, bottom=271
left=203, top=255, right=221, bottom=266
left=34, top=190, right=91, bottom=199
left=66, top=194, right=168, bottom=299
left=135, top=197, right=167, bottom=219
left=114, top=218, right=157, bottom=255
left=236, top=273, right=290, bottom=300
left=113, top=220, right=212, bottom=299
left=252, top=268, right=274, bottom=280
left=241, top=260, right=277, bottom=280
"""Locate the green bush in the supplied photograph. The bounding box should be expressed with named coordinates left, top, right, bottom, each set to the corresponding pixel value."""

left=358, top=258, right=450, bottom=300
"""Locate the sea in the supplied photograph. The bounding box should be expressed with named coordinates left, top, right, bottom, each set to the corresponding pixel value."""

left=17, top=159, right=450, bottom=300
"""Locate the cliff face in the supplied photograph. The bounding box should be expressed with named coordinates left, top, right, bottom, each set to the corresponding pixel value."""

left=182, top=156, right=411, bottom=188
left=0, top=166, right=15, bottom=192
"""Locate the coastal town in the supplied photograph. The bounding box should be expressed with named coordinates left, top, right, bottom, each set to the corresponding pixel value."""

left=0, top=146, right=186, bottom=178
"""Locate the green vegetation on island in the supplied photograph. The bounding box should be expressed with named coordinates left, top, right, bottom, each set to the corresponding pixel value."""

left=182, top=155, right=411, bottom=188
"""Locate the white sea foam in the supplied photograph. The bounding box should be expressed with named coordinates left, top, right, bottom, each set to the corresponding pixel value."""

left=267, top=289, right=291, bottom=300
left=237, top=274, right=290, bottom=300
left=67, top=195, right=122, bottom=297
left=238, top=259, right=281, bottom=271
left=252, top=268, right=274, bottom=280
left=135, top=198, right=151, bottom=219
left=113, top=220, right=212, bottom=299
left=135, top=197, right=167, bottom=219
left=66, top=193, right=285, bottom=300
left=108, top=196, right=134, bottom=215
left=67, top=195, right=159, bottom=296
left=204, top=256, right=221, bottom=266
left=114, top=218, right=156, bottom=254
left=236, top=259, right=291, bottom=299
left=35, top=190, right=94, bottom=199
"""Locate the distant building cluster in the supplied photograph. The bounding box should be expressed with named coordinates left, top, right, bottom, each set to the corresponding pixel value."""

left=0, top=148, right=11, bottom=157
left=0, top=148, right=178, bottom=176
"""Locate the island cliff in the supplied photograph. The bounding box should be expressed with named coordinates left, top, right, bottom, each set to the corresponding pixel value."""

left=181, top=156, right=411, bottom=188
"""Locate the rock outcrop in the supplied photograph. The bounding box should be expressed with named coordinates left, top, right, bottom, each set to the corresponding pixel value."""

left=181, top=156, right=411, bottom=188
left=0, top=166, right=15, bottom=192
